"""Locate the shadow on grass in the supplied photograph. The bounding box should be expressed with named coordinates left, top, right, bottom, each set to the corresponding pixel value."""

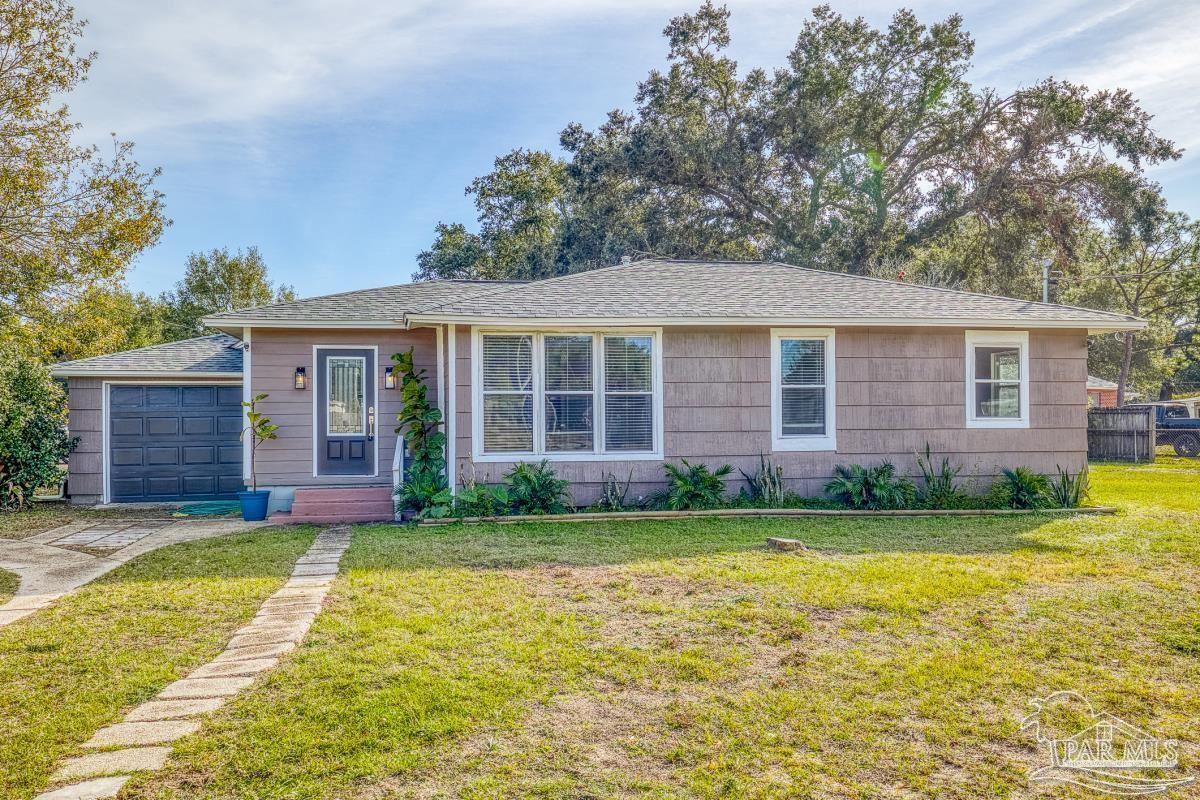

left=350, top=513, right=1071, bottom=572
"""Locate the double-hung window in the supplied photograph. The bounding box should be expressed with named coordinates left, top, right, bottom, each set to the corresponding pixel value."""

left=476, top=330, right=661, bottom=460
left=771, top=328, right=836, bottom=451
left=965, top=330, right=1029, bottom=428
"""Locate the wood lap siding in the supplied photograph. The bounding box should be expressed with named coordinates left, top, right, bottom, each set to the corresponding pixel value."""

left=65, top=377, right=104, bottom=503
left=250, top=328, right=438, bottom=487
left=455, top=326, right=1088, bottom=503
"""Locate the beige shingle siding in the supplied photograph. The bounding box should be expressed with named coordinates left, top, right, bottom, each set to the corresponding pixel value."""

left=455, top=326, right=1088, bottom=505
left=414, top=260, right=1140, bottom=326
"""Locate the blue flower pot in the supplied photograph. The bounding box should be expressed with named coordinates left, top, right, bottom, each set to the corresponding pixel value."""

left=238, top=490, right=271, bottom=521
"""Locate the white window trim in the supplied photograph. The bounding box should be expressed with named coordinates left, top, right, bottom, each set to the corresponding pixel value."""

left=965, top=329, right=1030, bottom=429
left=770, top=328, right=837, bottom=452
left=471, top=327, right=664, bottom=462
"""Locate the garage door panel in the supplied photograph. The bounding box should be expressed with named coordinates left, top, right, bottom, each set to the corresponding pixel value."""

left=111, top=418, right=144, bottom=436
left=146, top=387, right=179, bottom=406
left=146, top=447, right=178, bottom=465
left=111, top=386, right=143, bottom=407
left=112, top=448, right=143, bottom=467
left=108, top=384, right=242, bottom=502
left=182, top=416, right=215, bottom=436
left=146, top=417, right=179, bottom=436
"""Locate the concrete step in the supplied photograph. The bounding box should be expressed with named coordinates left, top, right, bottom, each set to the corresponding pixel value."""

left=290, top=500, right=395, bottom=516
left=293, top=487, right=392, bottom=502
left=269, top=511, right=394, bottom=525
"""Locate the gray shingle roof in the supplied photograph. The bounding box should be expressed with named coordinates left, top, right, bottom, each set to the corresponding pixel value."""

left=1087, top=375, right=1119, bottom=390
left=203, top=279, right=524, bottom=324
left=50, top=334, right=243, bottom=376
left=406, top=259, right=1143, bottom=328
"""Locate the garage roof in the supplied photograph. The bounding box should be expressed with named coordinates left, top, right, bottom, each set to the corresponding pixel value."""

left=50, top=334, right=243, bottom=378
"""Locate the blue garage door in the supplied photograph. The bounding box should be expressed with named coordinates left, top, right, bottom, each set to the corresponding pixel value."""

left=109, top=384, right=244, bottom=502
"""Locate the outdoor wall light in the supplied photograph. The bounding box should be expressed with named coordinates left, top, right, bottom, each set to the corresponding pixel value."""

left=384, top=365, right=396, bottom=389
left=294, top=366, right=307, bottom=390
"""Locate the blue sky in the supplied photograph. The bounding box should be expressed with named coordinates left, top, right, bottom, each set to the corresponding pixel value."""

left=70, top=0, right=1200, bottom=299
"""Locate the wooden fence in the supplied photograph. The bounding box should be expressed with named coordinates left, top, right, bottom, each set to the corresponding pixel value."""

left=1088, top=407, right=1156, bottom=462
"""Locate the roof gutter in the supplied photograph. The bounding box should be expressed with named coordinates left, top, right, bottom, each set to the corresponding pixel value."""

left=402, top=313, right=1145, bottom=334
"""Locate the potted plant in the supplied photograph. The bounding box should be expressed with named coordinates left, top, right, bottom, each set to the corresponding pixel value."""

left=239, top=392, right=278, bottom=521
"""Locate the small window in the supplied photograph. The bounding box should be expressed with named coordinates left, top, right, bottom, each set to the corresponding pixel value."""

left=604, top=335, right=654, bottom=451
left=771, top=329, right=836, bottom=451
left=965, top=331, right=1029, bottom=429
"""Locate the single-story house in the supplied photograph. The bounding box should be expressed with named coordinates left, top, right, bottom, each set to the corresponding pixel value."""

left=50, top=259, right=1144, bottom=519
left=1087, top=375, right=1120, bottom=407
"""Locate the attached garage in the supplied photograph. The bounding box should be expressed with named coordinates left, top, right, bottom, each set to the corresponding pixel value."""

left=108, top=384, right=244, bottom=502
left=50, top=335, right=246, bottom=505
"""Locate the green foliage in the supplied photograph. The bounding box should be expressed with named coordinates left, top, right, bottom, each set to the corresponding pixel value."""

left=160, top=247, right=295, bottom=339
left=1047, top=464, right=1090, bottom=509
left=655, top=460, right=732, bottom=511
left=505, top=461, right=571, bottom=515
left=824, top=462, right=916, bottom=510
left=0, top=0, right=165, bottom=353
left=0, top=354, right=76, bottom=510
left=239, top=393, right=278, bottom=494
left=988, top=467, right=1051, bottom=510
left=393, top=348, right=449, bottom=518
left=419, top=4, right=1177, bottom=283
left=596, top=470, right=633, bottom=512
left=739, top=453, right=785, bottom=507
left=454, top=482, right=510, bottom=518
left=915, top=444, right=968, bottom=509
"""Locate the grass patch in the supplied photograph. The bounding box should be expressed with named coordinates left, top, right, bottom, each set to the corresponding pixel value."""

left=114, top=459, right=1200, bottom=797
left=0, top=527, right=316, bottom=800
left=0, top=567, right=17, bottom=604
left=0, top=504, right=175, bottom=540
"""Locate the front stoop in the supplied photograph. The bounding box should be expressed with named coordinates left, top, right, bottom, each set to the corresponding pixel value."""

left=268, top=486, right=396, bottom=524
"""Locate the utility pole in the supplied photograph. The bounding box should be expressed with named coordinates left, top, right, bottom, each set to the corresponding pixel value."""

left=1042, top=260, right=1050, bottom=304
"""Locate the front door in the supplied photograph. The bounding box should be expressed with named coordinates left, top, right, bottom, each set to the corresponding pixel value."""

left=316, top=348, right=376, bottom=476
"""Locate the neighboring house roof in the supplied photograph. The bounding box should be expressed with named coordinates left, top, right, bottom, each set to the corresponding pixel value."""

left=49, top=334, right=243, bottom=378
left=406, top=259, right=1144, bottom=330
left=1087, top=375, right=1119, bottom=390
left=202, top=279, right=524, bottom=327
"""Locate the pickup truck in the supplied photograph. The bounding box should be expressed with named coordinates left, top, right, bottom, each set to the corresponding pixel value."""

left=1126, top=403, right=1200, bottom=457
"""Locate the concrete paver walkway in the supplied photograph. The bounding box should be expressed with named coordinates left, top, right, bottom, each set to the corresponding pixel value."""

left=0, top=519, right=263, bottom=628
left=34, top=526, right=351, bottom=800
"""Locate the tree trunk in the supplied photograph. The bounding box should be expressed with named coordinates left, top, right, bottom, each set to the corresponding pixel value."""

left=1117, top=331, right=1135, bottom=406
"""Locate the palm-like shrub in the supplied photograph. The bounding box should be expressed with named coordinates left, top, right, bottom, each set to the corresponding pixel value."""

left=824, top=461, right=916, bottom=510
left=915, top=444, right=968, bottom=509
left=1047, top=464, right=1089, bottom=508
left=506, top=460, right=570, bottom=515
left=656, top=460, right=732, bottom=510
left=989, top=467, right=1050, bottom=509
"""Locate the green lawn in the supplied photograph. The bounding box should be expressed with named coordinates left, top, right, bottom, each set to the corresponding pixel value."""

left=0, top=527, right=316, bottom=800
left=0, top=567, right=17, bottom=604
left=107, top=459, right=1200, bottom=800
left=0, top=504, right=177, bottom=540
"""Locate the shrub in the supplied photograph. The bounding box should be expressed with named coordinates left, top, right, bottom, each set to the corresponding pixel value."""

left=655, top=460, right=732, bottom=510
left=915, top=444, right=968, bottom=509
left=0, top=356, right=76, bottom=511
left=455, top=481, right=510, bottom=517
left=596, top=470, right=633, bottom=512
left=393, top=348, right=449, bottom=518
left=739, top=453, right=785, bottom=507
left=824, top=461, right=916, bottom=510
left=988, top=467, right=1050, bottom=509
left=1047, top=464, right=1089, bottom=508
left=506, top=460, right=570, bottom=515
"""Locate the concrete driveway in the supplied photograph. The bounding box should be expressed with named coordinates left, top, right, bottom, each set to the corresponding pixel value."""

left=0, top=519, right=264, bottom=627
